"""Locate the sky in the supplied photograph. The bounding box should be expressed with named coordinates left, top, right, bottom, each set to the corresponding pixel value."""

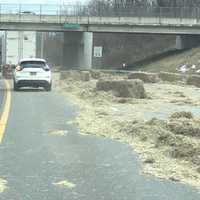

left=0, top=0, right=89, bottom=4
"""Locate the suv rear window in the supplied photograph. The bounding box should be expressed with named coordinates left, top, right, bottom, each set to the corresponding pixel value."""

left=20, top=61, right=46, bottom=68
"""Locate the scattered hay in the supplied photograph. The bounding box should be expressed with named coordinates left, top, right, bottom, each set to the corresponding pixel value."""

left=159, top=71, right=185, bottom=82
left=52, top=180, right=76, bottom=189
left=170, top=99, right=194, bottom=105
left=57, top=72, right=200, bottom=188
left=117, top=116, right=200, bottom=188
left=143, top=157, right=155, bottom=164
left=122, top=114, right=200, bottom=166
left=167, top=120, right=200, bottom=137
left=128, top=72, right=159, bottom=83
left=48, top=130, right=68, bottom=136
left=186, top=75, right=200, bottom=87
left=170, top=111, right=193, bottom=119
left=197, top=167, right=200, bottom=173
left=170, top=144, right=200, bottom=165
left=90, top=70, right=102, bottom=79
left=0, top=178, right=7, bottom=193
left=60, top=70, right=90, bottom=81
left=114, top=97, right=133, bottom=104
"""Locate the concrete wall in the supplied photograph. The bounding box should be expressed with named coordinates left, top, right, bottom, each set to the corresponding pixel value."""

left=92, top=33, right=176, bottom=69
left=83, top=32, right=93, bottom=68
left=62, top=32, right=93, bottom=69
left=176, top=35, right=200, bottom=49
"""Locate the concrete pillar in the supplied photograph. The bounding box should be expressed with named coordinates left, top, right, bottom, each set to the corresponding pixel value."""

left=176, top=35, right=200, bottom=50
left=63, top=32, right=93, bottom=69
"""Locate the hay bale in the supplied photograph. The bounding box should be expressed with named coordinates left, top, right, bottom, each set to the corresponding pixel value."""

left=80, top=71, right=90, bottom=81
left=170, top=111, right=193, bottom=119
left=128, top=72, right=159, bottom=83
left=159, top=72, right=184, bottom=82
left=186, top=75, right=200, bottom=87
left=96, top=79, right=146, bottom=98
left=90, top=70, right=102, bottom=79
left=60, top=70, right=90, bottom=81
left=167, top=120, right=200, bottom=137
left=60, top=71, right=68, bottom=80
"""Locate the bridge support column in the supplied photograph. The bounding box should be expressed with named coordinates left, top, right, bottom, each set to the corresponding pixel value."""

left=62, top=32, right=93, bottom=69
left=176, top=35, right=200, bottom=50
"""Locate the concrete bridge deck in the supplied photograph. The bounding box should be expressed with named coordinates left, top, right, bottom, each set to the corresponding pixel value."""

left=0, top=4, right=200, bottom=33
left=1, top=14, right=200, bottom=34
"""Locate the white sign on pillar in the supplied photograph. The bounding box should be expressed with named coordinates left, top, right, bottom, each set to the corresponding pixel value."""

left=93, top=46, right=103, bottom=58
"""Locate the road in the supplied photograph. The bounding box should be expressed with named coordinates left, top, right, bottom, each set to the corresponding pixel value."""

left=0, top=79, right=199, bottom=200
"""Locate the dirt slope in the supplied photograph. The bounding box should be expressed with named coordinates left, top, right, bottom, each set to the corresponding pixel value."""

left=140, top=46, right=200, bottom=73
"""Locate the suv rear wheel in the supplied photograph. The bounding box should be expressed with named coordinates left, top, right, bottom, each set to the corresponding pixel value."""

left=13, top=81, right=19, bottom=91
left=44, top=83, right=52, bottom=91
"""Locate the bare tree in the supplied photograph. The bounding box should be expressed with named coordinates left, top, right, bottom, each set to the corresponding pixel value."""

left=157, top=0, right=200, bottom=7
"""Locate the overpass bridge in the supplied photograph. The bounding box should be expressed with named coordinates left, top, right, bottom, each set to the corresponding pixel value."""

left=1, top=4, right=200, bottom=68
left=0, top=5, right=200, bottom=34
left=2, top=15, right=200, bottom=34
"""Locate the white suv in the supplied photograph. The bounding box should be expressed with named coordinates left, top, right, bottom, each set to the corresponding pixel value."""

left=13, top=58, right=52, bottom=91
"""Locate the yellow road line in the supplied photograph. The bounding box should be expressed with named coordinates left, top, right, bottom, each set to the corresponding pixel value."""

left=0, top=80, right=11, bottom=144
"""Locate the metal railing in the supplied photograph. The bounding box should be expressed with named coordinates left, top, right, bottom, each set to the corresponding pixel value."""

left=84, top=5, right=200, bottom=19
left=0, top=4, right=200, bottom=24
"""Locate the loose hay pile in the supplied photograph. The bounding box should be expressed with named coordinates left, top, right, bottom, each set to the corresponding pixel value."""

left=121, top=112, right=200, bottom=171
left=57, top=71, right=200, bottom=189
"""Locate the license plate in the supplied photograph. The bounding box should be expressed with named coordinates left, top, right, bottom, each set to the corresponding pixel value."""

left=30, top=72, right=37, bottom=76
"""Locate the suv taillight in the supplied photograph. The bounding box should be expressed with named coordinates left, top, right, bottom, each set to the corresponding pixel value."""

left=16, top=65, right=22, bottom=71
left=43, top=66, right=50, bottom=71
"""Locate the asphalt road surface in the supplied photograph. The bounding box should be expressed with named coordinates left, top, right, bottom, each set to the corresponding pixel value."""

left=0, top=79, right=200, bottom=200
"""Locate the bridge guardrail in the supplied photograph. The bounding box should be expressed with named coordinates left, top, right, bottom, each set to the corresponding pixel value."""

left=0, top=4, right=200, bottom=25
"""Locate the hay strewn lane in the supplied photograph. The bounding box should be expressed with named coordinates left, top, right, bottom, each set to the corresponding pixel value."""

left=55, top=72, right=200, bottom=189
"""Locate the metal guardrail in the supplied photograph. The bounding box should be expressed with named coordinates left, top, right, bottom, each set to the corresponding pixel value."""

left=84, top=5, right=200, bottom=19
left=0, top=4, right=200, bottom=24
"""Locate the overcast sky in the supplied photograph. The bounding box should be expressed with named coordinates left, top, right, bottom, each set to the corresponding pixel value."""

left=0, top=0, right=89, bottom=4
